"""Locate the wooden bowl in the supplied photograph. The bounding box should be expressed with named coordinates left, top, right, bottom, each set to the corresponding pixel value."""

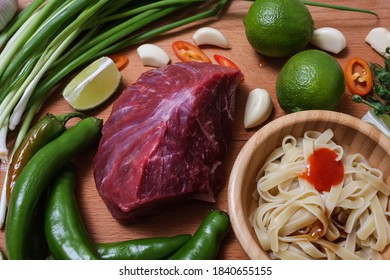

left=228, top=110, right=390, bottom=260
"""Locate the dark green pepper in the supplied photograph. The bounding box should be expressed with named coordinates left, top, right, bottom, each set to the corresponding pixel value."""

left=96, top=234, right=192, bottom=260
left=5, top=112, right=85, bottom=201
left=45, top=165, right=191, bottom=260
left=26, top=195, right=48, bottom=260
left=4, top=112, right=85, bottom=259
left=45, top=165, right=99, bottom=260
left=5, top=116, right=102, bottom=260
left=169, top=209, right=230, bottom=260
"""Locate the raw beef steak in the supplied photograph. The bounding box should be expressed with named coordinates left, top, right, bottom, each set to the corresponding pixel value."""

left=93, top=62, right=242, bottom=221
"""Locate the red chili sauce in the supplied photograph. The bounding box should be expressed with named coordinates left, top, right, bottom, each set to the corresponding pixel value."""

left=299, top=148, right=344, bottom=193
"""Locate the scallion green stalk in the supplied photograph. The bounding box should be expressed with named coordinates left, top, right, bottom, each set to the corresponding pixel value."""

left=0, top=0, right=92, bottom=99
left=0, top=0, right=64, bottom=84
left=0, top=0, right=46, bottom=48
left=8, top=0, right=111, bottom=129
left=302, top=1, right=378, bottom=16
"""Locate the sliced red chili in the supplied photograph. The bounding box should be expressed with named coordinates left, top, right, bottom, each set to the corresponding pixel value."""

left=344, top=57, right=373, bottom=96
left=108, top=54, right=129, bottom=71
left=214, top=54, right=244, bottom=82
left=172, top=40, right=211, bottom=63
left=214, top=54, right=240, bottom=70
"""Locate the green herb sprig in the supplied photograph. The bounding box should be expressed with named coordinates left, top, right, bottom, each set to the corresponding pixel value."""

left=352, top=47, right=390, bottom=116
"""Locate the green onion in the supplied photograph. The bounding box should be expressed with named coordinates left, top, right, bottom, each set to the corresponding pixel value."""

left=302, top=1, right=378, bottom=17
left=0, top=0, right=46, bottom=48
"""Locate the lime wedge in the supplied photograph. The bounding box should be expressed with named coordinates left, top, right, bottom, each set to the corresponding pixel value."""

left=62, top=57, right=121, bottom=111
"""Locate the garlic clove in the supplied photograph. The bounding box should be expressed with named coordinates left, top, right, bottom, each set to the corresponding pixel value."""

left=244, top=88, right=273, bottom=129
left=309, top=27, right=347, bottom=54
left=137, top=44, right=170, bottom=67
left=192, top=27, right=230, bottom=49
left=365, top=27, right=390, bottom=57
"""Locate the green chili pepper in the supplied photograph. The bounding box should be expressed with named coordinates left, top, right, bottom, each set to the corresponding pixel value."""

left=45, top=165, right=99, bottom=260
left=6, top=112, right=84, bottom=259
left=6, top=112, right=85, bottom=201
left=96, top=234, right=192, bottom=260
left=169, top=209, right=230, bottom=260
left=5, top=116, right=102, bottom=260
left=26, top=195, right=48, bottom=260
left=45, top=165, right=191, bottom=260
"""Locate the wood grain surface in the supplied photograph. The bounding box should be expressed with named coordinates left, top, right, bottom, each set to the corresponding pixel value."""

left=1, top=0, right=389, bottom=260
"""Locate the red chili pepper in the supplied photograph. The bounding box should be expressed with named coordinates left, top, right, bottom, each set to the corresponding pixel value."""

left=214, top=54, right=244, bottom=82
left=344, top=57, right=373, bottom=96
left=214, top=54, right=240, bottom=70
left=108, top=54, right=129, bottom=71
left=172, top=40, right=211, bottom=63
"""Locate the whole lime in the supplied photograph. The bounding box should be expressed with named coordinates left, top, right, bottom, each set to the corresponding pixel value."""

left=244, top=0, right=314, bottom=58
left=276, top=49, right=346, bottom=113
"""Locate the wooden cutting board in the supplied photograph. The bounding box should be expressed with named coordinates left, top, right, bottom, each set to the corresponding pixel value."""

left=1, top=0, right=389, bottom=260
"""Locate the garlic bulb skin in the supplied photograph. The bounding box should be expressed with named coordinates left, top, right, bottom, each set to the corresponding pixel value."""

left=0, top=0, right=18, bottom=32
left=365, top=27, right=390, bottom=58
left=309, top=27, right=347, bottom=54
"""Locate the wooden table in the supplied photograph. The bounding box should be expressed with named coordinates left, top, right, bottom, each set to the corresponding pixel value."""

left=1, top=0, right=389, bottom=260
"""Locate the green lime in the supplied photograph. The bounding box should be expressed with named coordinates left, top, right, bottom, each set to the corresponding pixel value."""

left=62, top=56, right=121, bottom=111
left=243, top=0, right=314, bottom=58
left=276, top=49, right=345, bottom=113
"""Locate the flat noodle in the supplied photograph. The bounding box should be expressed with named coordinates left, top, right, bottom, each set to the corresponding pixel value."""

left=250, top=129, right=390, bottom=260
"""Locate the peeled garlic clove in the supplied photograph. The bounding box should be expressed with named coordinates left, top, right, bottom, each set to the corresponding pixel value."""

left=309, top=27, right=347, bottom=54
left=192, top=27, right=230, bottom=49
left=365, top=27, right=390, bottom=57
left=137, top=44, right=170, bottom=67
left=244, top=88, right=273, bottom=129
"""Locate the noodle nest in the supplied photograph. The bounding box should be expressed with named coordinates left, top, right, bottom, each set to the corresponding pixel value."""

left=250, top=129, right=390, bottom=260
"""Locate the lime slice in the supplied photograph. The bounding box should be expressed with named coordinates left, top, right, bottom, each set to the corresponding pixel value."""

left=62, top=56, right=121, bottom=111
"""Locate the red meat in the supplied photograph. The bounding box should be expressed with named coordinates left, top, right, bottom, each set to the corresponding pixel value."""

left=93, top=62, right=242, bottom=222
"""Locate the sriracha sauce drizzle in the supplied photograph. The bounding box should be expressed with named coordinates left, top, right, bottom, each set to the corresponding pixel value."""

left=300, top=148, right=344, bottom=193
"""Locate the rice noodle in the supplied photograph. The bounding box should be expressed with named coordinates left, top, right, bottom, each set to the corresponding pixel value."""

left=250, top=129, right=390, bottom=260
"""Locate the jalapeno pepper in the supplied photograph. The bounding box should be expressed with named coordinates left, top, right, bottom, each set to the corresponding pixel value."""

left=169, top=209, right=230, bottom=260
left=96, top=234, right=192, bottom=260
left=4, top=112, right=85, bottom=259
left=6, top=112, right=85, bottom=202
left=26, top=195, right=48, bottom=260
left=45, top=166, right=190, bottom=260
left=172, top=40, right=211, bottom=63
left=345, top=57, right=373, bottom=96
left=5, top=116, right=102, bottom=260
left=45, top=165, right=99, bottom=260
